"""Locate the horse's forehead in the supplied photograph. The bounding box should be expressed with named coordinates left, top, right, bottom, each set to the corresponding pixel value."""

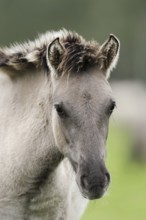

left=57, top=73, right=112, bottom=98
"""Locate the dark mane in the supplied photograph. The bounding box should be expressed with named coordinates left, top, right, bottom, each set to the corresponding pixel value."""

left=0, top=30, right=100, bottom=74
left=59, top=33, right=100, bottom=73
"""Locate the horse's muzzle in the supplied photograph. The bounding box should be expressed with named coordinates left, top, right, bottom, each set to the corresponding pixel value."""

left=76, top=168, right=110, bottom=200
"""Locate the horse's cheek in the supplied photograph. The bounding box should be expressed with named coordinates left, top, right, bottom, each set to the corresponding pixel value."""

left=52, top=112, right=67, bottom=154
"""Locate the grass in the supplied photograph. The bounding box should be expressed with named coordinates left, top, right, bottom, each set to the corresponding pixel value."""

left=81, top=124, right=146, bottom=220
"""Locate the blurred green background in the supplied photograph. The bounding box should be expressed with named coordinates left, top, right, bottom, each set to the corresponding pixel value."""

left=0, top=0, right=145, bottom=219
left=82, top=124, right=146, bottom=220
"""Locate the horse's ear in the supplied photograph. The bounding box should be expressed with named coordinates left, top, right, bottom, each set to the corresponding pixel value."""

left=46, top=38, right=65, bottom=74
left=0, top=51, right=9, bottom=67
left=99, top=34, right=120, bottom=79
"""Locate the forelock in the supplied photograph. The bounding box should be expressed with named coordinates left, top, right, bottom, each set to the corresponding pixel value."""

left=59, top=33, right=100, bottom=74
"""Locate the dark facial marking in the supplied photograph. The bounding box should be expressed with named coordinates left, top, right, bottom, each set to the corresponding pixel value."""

left=82, top=91, right=92, bottom=102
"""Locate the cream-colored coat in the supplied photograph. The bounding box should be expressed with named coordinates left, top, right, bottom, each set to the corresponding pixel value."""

left=0, top=29, right=119, bottom=220
left=0, top=71, right=88, bottom=220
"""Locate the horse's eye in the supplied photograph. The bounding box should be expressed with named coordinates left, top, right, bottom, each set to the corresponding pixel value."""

left=54, top=104, right=67, bottom=118
left=109, top=101, right=116, bottom=115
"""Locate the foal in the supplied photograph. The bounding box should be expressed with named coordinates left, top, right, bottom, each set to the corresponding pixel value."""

left=0, top=30, right=120, bottom=220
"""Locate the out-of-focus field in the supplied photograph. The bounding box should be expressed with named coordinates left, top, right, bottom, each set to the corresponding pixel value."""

left=81, top=123, right=146, bottom=220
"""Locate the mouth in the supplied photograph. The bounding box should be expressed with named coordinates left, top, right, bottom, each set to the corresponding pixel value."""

left=77, top=181, right=109, bottom=200
left=82, top=186, right=108, bottom=200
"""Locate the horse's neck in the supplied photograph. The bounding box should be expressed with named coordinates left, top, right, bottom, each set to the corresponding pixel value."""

left=28, top=159, right=77, bottom=220
left=0, top=71, right=62, bottom=197
left=0, top=71, right=88, bottom=219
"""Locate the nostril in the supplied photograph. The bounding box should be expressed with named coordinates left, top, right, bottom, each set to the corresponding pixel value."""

left=80, top=175, right=88, bottom=189
left=105, top=172, right=110, bottom=183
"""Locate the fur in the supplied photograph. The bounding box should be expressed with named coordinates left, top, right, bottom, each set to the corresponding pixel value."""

left=0, top=29, right=120, bottom=220
left=0, top=29, right=119, bottom=78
